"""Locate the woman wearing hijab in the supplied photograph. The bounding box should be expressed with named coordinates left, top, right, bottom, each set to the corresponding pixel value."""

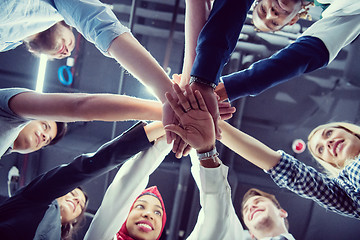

left=84, top=127, right=171, bottom=240
left=116, top=186, right=167, bottom=240
left=85, top=84, right=220, bottom=240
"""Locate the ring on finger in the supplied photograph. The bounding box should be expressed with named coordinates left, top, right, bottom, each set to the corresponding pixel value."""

left=184, top=107, right=192, bottom=112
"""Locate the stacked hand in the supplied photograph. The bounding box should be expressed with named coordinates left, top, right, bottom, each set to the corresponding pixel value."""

left=164, top=75, right=236, bottom=158
left=164, top=84, right=216, bottom=153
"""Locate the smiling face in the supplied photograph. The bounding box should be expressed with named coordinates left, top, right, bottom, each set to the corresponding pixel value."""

left=252, top=0, right=302, bottom=32
left=57, top=188, right=87, bottom=224
left=42, top=23, right=75, bottom=59
left=242, top=196, right=287, bottom=238
left=12, top=120, right=57, bottom=154
left=26, top=22, right=75, bottom=59
left=309, top=127, right=360, bottom=168
left=126, top=195, right=164, bottom=240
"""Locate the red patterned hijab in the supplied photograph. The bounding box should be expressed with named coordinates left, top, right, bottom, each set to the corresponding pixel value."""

left=116, top=186, right=167, bottom=240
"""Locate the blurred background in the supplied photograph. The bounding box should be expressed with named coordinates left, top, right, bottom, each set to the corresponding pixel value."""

left=1, top=0, right=360, bottom=239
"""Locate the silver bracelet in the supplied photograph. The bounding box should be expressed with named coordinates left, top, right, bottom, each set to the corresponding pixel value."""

left=189, top=76, right=217, bottom=89
left=197, top=147, right=218, bottom=161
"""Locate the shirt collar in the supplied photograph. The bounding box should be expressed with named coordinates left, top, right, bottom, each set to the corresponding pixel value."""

left=260, top=233, right=295, bottom=240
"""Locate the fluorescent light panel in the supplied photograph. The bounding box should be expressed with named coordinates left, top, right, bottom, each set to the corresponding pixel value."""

left=35, top=54, right=48, bottom=93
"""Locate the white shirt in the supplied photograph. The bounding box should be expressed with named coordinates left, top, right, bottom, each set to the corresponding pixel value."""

left=186, top=150, right=250, bottom=240
left=260, top=233, right=296, bottom=240
left=84, top=138, right=172, bottom=240
left=302, top=0, right=360, bottom=62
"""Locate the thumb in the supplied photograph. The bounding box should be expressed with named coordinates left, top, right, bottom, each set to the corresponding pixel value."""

left=164, top=124, right=186, bottom=140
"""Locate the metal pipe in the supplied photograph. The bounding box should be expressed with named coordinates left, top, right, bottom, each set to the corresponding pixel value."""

left=167, top=158, right=191, bottom=239
left=162, top=0, right=181, bottom=70
left=105, top=0, right=139, bottom=194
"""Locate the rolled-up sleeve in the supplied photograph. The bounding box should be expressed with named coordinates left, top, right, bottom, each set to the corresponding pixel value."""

left=54, top=0, right=130, bottom=56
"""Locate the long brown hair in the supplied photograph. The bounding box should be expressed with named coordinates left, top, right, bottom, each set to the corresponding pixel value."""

left=61, top=187, right=89, bottom=240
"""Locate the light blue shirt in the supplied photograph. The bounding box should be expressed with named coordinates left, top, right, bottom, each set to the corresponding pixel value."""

left=0, top=0, right=130, bottom=55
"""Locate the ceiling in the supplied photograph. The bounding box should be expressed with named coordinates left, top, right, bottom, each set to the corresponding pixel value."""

left=1, top=0, right=360, bottom=239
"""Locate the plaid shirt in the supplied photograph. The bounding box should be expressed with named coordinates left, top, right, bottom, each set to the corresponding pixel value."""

left=267, top=150, right=360, bottom=219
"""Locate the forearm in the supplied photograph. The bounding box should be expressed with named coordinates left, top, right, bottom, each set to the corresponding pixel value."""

left=23, top=122, right=151, bottom=201
left=219, top=121, right=280, bottom=170
left=108, top=33, right=173, bottom=102
left=214, top=82, right=228, bottom=101
left=222, top=36, right=329, bottom=101
left=73, top=95, right=162, bottom=122
left=54, top=0, right=129, bottom=55
left=10, top=92, right=162, bottom=122
left=181, top=0, right=211, bottom=86
left=269, top=152, right=359, bottom=218
left=190, top=0, right=254, bottom=84
left=144, top=121, right=165, bottom=142
left=188, top=151, right=243, bottom=240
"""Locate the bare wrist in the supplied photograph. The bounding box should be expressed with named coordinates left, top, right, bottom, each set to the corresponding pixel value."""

left=215, top=82, right=229, bottom=101
left=199, top=156, right=221, bottom=168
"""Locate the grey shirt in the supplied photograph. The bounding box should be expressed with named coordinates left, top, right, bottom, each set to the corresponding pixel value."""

left=0, top=88, right=31, bottom=158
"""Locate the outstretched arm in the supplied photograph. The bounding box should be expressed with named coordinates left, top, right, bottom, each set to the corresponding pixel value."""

left=221, top=36, right=329, bottom=101
left=54, top=0, right=174, bottom=102
left=164, top=84, right=247, bottom=239
left=108, top=33, right=173, bottom=103
left=181, top=0, right=212, bottom=87
left=218, top=120, right=281, bottom=171
left=9, top=90, right=162, bottom=122
left=187, top=149, right=247, bottom=240
left=22, top=121, right=158, bottom=203
left=182, top=0, right=253, bottom=139
left=85, top=128, right=171, bottom=240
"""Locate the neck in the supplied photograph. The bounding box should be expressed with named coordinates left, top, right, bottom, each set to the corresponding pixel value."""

left=23, top=33, right=38, bottom=43
left=253, top=225, right=289, bottom=239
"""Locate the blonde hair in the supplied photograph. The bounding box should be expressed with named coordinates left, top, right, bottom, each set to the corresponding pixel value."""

left=298, top=1, right=313, bottom=20
left=250, top=0, right=313, bottom=27
left=307, top=122, right=360, bottom=178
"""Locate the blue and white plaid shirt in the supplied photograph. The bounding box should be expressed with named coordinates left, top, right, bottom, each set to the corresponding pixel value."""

left=267, top=150, right=360, bottom=219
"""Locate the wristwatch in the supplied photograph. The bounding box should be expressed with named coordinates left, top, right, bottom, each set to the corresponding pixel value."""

left=197, top=147, right=218, bottom=161
left=189, top=76, right=217, bottom=90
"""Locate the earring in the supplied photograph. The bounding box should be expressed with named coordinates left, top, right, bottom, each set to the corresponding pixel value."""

left=299, top=2, right=314, bottom=21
